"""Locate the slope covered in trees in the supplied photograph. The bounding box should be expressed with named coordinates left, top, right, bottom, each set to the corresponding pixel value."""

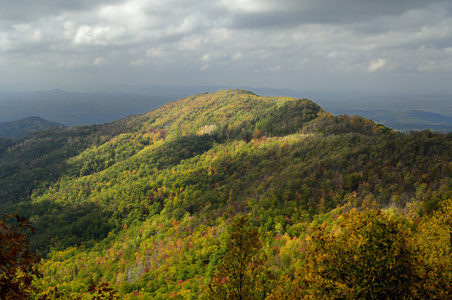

left=0, top=89, right=451, bottom=298
left=0, top=116, right=65, bottom=138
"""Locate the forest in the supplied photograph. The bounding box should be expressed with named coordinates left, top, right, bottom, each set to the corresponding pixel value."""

left=1, top=89, right=452, bottom=299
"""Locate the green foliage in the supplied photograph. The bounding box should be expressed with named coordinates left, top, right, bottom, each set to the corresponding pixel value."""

left=207, top=215, right=270, bottom=299
left=0, top=213, right=120, bottom=300
left=301, top=209, right=417, bottom=299
left=0, top=214, right=41, bottom=299
left=413, top=198, right=452, bottom=299
left=0, top=89, right=451, bottom=299
left=36, top=283, right=119, bottom=300
left=268, top=205, right=452, bottom=299
left=0, top=116, right=65, bottom=138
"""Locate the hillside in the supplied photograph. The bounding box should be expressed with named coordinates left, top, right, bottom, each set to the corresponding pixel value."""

left=0, top=116, right=65, bottom=138
left=1, top=89, right=451, bottom=298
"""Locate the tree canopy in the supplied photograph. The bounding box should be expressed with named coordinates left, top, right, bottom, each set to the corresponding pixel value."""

left=0, top=214, right=40, bottom=299
left=207, top=215, right=269, bottom=300
left=0, top=90, right=451, bottom=299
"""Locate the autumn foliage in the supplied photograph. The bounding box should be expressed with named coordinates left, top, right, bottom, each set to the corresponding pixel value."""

left=0, top=214, right=40, bottom=299
left=268, top=203, right=452, bottom=299
left=0, top=90, right=451, bottom=298
left=207, top=215, right=270, bottom=299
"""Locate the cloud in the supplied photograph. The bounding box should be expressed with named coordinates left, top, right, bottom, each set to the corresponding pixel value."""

left=221, top=0, right=437, bottom=28
left=0, top=0, right=452, bottom=93
left=368, top=59, right=386, bottom=72
left=269, top=65, right=282, bottom=72
left=93, top=57, right=107, bottom=65
left=0, top=0, right=123, bottom=23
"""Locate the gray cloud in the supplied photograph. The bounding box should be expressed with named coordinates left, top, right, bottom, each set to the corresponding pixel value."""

left=0, top=0, right=452, bottom=93
left=0, top=0, right=124, bottom=22
left=224, top=0, right=438, bottom=28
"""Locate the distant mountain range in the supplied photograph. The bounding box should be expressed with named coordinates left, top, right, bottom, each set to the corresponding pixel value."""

left=0, top=89, right=171, bottom=127
left=310, top=91, right=452, bottom=133
left=0, top=86, right=304, bottom=127
left=0, top=116, right=65, bottom=138
left=0, top=86, right=451, bottom=132
left=339, top=109, right=452, bottom=133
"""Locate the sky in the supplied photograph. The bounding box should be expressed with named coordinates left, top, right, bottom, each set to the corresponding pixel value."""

left=1, top=0, right=452, bottom=94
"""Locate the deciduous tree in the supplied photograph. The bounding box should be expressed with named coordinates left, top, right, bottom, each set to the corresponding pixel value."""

left=207, top=215, right=269, bottom=300
left=269, top=209, right=418, bottom=299
left=413, top=198, right=452, bottom=298
left=0, top=214, right=41, bottom=299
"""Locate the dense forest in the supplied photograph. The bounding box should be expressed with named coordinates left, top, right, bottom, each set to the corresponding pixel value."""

left=1, top=89, right=451, bottom=299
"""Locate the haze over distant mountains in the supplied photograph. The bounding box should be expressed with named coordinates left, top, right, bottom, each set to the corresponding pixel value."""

left=0, top=89, right=170, bottom=127
left=0, top=85, right=451, bottom=133
left=0, top=85, right=301, bottom=128
left=0, top=116, right=64, bottom=138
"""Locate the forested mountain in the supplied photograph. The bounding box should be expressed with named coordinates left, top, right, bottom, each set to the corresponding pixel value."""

left=0, top=116, right=65, bottom=138
left=1, top=89, right=451, bottom=299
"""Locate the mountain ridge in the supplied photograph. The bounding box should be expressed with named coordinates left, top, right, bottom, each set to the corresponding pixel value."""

left=0, top=116, right=65, bottom=138
left=0, top=89, right=451, bottom=298
left=2, top=86, right=452, bottom=132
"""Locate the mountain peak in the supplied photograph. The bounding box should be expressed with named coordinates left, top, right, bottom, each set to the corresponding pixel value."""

left=0, top=116, right=65, bottom=138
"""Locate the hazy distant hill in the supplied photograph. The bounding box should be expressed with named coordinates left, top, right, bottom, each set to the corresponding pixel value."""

left=0, top=116, right=65, bottom=137
left=1, top=87, right=452, bottom=132
left=339, top=109, right=452, bottom=133
left=310, top=91, right=452, bottom=133
left=0, top=89, right=171, bottom=126
left=0, top=87, right=296, bottom=127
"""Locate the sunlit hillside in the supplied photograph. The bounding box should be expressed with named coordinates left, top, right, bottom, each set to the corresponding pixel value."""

left=1, top=90, right=451, bottom=299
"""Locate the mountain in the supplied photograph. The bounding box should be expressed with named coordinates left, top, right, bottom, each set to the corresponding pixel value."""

left=2, top=87, right=452, bottom=132
left=0, top=89, right=451, bottom=298
left=336, top=109, right=452, bottom=133
left=311, top=91, right=452, bottom=133
left=0, top=86, right=298, bottom=128
left=0, top=116, right=65, bottom=138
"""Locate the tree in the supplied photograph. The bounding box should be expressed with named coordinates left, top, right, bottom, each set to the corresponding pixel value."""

left=1, top=214, right=119, bottom=300
left=207, top=215, right=269, bottom=300
left=0, top=214, right=41, bottom=299
left=36, top=283, right=119, bottom=300
left=264, top=275, right=304, bottom=300
left=270, top=209, right=418, bottom=299
left=413, top=198, right=452, bottom=299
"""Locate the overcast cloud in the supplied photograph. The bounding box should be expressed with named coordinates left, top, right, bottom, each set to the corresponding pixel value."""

left=1, top=0, right=452, bottom=93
